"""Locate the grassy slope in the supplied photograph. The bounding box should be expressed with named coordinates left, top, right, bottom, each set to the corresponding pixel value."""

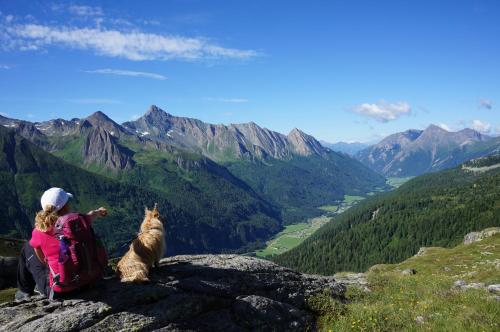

left=313, top=233, right=500, bottom=331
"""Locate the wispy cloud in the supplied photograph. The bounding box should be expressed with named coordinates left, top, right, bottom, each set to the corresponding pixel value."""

left=205, top=97, right=249, bottom=103
left=471, top=119, right=491, bottom=134
left=0, top=64, right=10, bottom=69
left=67, top=98, right=121, bottom=105
left=1, top=20, right=259, bottom=61
left=438, top=123, right=451, bottom=131
left=352, top=100, right=412, bottom=122
left=479, top=99, right=493, bottom=110
left=85, top=68, right=167, bottom=80
left=50, top=4, right=103, bottom=17
left=68, top=5, right=104, bottom=17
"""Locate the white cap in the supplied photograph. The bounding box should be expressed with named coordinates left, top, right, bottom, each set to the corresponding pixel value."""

left=40, top=187, right=73, bottom=212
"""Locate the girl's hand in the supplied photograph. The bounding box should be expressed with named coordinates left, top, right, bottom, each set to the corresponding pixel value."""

left=97, top=207, right=108, bottom=217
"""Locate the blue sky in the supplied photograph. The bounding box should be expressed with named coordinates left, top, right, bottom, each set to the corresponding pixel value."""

left=0, top=0, right=499, bottom=142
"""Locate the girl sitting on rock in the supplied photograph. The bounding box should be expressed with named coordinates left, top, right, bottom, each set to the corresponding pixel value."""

left=16, top=187, right=108, bottom=301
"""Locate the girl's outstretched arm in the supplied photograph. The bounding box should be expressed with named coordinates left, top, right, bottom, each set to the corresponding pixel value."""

left=86, top=207, right=108, bottom=222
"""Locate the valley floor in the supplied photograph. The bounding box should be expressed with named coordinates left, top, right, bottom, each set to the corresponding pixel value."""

left=254, top=193, right=373, bottom=258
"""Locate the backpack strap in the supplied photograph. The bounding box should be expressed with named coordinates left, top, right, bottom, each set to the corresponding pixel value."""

left=48, top=264, right=60, bottom=301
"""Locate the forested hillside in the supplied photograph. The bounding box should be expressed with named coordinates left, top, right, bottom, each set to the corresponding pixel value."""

left=274, top=154, right=500, bottom=274
left=0, top=126, right=281, bottom=256
left=227, top=152, right=387, bottom=223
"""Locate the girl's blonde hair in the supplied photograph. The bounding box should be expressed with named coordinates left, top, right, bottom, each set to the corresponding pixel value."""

left=34, top=205, right=60, bottom=232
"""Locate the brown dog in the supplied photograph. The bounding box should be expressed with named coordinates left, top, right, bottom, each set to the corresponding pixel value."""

left=116, top=204, right=165, bottom=283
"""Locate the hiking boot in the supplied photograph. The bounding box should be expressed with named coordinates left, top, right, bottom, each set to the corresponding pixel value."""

left=14, top=290, right=31, bottom=302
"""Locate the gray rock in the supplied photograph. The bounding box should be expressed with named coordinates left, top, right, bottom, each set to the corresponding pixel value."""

left=0, top=254, right=345, bottom=332
left=463, top=228, right=500, bottom=245
left=415, top=247, right=429, bottom=257
left=443, top=266, right=451, bottom=272
left=463, top=282, right=485, bottom=290
left=487, top=284, right=500, bottom=295
left=415, top=315, right=425, bottom=324
left=401, top=269, right=416, bottom=275
left=333, top=273, right=370, bottom=292
left=453, top=280, right=466, bottom=287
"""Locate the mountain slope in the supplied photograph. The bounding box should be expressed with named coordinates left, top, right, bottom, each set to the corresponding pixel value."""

left=356, top=125, right=499, bottom=176
left=0, top=126, right=281, bottom=256
left=274, top=154, right=500, bottom=274
left=227, top=152, right=387, bottom=223
left=122, top=106, right=388, bottom=222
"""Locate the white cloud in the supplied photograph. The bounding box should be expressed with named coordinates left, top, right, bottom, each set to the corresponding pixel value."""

left=352, top=100, right=412, bottom=122
left=68, top=5, right=104, bottom=17
left=0, top=64, right=10, bottom=69
left=471, top=119, right=491, bottom=133
left=205, top=97, right=249, bottom=103
left=479, top=99, right=493, bottom=110
left=50, top=4, right=103, bottom=17
left=85, top=68, right=167, bottom=80
left=0, top=112, right=8, bottom=117
left=1, top=22, right=259, bottom=61
left=67, top=98, right=121, bottom=105
left=130, top=114, right=140, bottom=120
left=438, top=123, right=451, bottom=131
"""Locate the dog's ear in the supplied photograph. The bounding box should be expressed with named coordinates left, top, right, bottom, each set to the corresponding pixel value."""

left=152, top=203, right=159, bottom=217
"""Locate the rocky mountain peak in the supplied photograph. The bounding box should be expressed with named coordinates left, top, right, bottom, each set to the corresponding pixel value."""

left=144, top=105, right=172, bottom=121
left=84, top=111, right=129, bottom=138
left=82, top=126, right=134, bottom=170
left=425, top=124, right=448, bottom=132
left=287, top=128, right=325, bottom=156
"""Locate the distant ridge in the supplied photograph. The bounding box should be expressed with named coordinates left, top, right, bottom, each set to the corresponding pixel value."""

left=320, top=140, right=369, bottom=156
left=356, top=125, right=499, bottom=176
left=123, top=105, right=329, bottom=161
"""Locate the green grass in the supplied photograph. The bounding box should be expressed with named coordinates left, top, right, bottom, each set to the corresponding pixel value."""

left=313, top=233, right=500, bottom=331
left=0, top=288, right=16, bottom=304
left=319, top=205, right=339, bottom=212
left=387, top=176, right=414, bottom=188
left=256, top=216, right=330, bottom=257
left=343, top=195, right=365, bottom=203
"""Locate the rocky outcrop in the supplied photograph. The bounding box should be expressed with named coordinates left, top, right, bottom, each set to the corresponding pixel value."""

left=333, top=273, right=370, bottom=292
left=287, top=128, right=325, bottom=157
left=0, top=255, right=345, bottom=331
left=82, top=127, right=135, bottom=170
left=463, top=228, right=500, bottom=245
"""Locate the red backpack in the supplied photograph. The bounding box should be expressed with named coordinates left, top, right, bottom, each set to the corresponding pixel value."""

left=48, top=213, right=108, bottom=299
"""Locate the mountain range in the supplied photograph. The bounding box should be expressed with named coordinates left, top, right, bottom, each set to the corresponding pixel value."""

left=355, top=125, right=500, bottom=177
left=0, top=106, right=385, bottom=254
left=0, top=125, right=282, bottom=256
